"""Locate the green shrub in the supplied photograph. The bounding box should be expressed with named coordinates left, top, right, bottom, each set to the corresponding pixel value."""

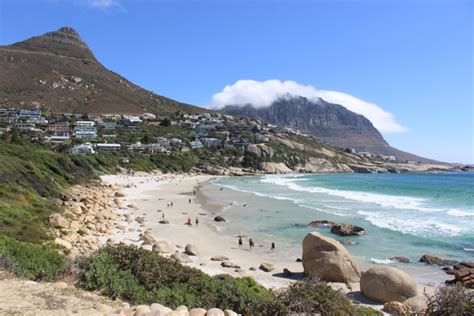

left=78, top=245, right=273, bottom=312
left=246, top=279, right=363, bottom=315
left=0, top=235, right=67, bottom=281
left=426, top=284, right=473, bottom=315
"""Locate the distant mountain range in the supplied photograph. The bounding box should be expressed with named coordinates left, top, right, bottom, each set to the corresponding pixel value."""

left=220, top=97, right=439, bottom=163
left=0, top=27, right=202, bottom=114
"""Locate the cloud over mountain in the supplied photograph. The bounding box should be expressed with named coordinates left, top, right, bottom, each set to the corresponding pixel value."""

left=211, top=80, right=407, bottom=133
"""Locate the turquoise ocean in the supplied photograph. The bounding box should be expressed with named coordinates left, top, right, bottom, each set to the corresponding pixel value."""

left=204, top=172, right=474, bottom=270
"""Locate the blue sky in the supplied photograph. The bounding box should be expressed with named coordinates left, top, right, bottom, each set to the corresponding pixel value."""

left=0, top=0, right=472, bottom=163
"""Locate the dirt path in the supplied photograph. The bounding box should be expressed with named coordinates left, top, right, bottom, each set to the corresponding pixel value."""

left=0, top=271, right=126, bottom=316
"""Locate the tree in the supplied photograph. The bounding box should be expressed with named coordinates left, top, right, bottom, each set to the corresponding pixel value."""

left=160, top=118, right=171, bottom=127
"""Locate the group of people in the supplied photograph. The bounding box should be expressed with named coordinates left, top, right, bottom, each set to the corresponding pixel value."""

left=185, top=216, right=199, bottom=227
left=238, top=236, right=275, bottom=252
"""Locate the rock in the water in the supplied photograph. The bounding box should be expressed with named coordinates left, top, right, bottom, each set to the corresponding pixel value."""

left=403, top=296, right=427, bottom=313
left=185, top=243, right=199, bottom=256
left=214, top=216, right=226, bottom=222
left=159, top=219, right=170, bottom=224
left=383, top=301, right=412, bottom=315
left=189, top=308, right=207, bottom=316
left=330, top=223, right=365, bottom=236
left=420, top=254, right=458, bottom=266
left=391, top=256, right=411, bottom=263
left=360, top=266, right=418, bottom=302
left=49, top=213, right=69, bottom=229
left=171, top=252, right=193, bottom=263
left=259, top=262, right=274, bottom=272
left=249, top=267, right=257, bottom=271
left=210, top=255, right=229, bottom=261
left=302, top=232, right=360, bottom=282
left=308, top=220, right=335, bottom=227
left=221, top=261, right=240, bottom=269
left=339, top=239, right=357, bottom=246
left=153, top=241, right=173, bottom=254
left=296, top=257, right=302, bottom=262
left=206, top=308, right=225, bottom=316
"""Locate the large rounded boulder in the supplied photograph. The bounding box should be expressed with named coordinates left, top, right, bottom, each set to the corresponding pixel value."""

left=302, top=232, right=360, bottom=282
left=360, top=266, right=418, bottom=303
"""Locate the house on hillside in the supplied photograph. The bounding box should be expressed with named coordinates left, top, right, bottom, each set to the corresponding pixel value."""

left=96, top=143, right=121, bottom=152
left=190, top=140, right=204, bottom=149
left=71, top=143, right=95, bottom=154
left=200, top=137, right=221, bottom=148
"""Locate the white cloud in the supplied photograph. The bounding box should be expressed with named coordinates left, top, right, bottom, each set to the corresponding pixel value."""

left=86, top=0, right=123, bottom=11
left=210, top=80, right=407, bottom=133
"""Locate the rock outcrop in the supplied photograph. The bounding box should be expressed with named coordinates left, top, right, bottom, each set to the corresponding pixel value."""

left=258, top=162, right=293, bottom=174
left=302, top=232, right=360, bottom=282
left=420, top=254, right=458, bottom=266
left=330, top=223, right=365, bottom=236
left=360, top=266, right=418, bottom=303
left=445, top=261, right=474, bottom=288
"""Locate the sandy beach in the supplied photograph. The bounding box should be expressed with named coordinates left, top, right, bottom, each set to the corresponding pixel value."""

left=101, top=173, right=303, bottom=289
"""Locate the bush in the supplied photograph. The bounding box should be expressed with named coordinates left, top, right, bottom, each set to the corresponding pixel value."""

left=78, top=245, right=273, bottom=312
left=0, top=235, right=67, bottom=281
left=426, top=284, right=474, bottom=315
left=246, top=279, right=382, bottom=316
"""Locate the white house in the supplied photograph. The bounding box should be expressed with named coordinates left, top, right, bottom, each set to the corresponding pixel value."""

left=71, top=143, right=95, bottom=154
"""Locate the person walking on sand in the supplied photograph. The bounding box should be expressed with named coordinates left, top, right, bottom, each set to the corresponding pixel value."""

left=249, top=238, right=254, bottom=252
left=238, top=236, right=243, bottom=248
left=271, top=242, right=275, bottom=251
left=195, top=216, right=199, bottom=227
left=189, top=198, right=191, bottom=204
left=185, top=217, right=192, bottom=226
left=162, top=212, right=165, bottom=219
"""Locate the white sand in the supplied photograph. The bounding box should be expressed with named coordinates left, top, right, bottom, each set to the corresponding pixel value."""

left=101, top=173, right=302, bottom=290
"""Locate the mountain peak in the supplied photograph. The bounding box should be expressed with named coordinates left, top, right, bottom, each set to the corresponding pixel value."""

left=10, top=26, right=96, bottom=60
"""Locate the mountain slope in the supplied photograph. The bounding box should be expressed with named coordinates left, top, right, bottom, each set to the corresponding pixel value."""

left=0, top=27, right=203, bottom=114
left=220, top=97, right=439, bottom=163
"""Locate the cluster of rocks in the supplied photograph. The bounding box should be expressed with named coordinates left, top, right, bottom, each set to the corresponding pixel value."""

left=302, top=232, right=428, bottom=313
left=445, top=262, right=474, bottom=288
left=95, top=303, right=238, bottom=316
left=50, top=184, right=122, bottom=255
left=419, top=254, right=473, bottom=288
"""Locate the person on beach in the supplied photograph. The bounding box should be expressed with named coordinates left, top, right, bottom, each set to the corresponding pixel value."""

left=249, top=238, right=254, bottom=252
left=185, top=217, right=192, bottom=226
left=189, top=198, right=191, bottom=204
left=162, top=212, right=165, bottom=219
left=193, top=189, right=196, bottom=195
left=238, top=237, right=243, bottom=248
left=271, top=242, right=275, bottom=251
left=195, top=217, right=199, bottom=227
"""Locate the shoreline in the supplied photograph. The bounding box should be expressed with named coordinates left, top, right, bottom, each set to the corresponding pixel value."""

left=99, top=172, right=452, bottom=310
left=100, top=173, right=302, bottom=289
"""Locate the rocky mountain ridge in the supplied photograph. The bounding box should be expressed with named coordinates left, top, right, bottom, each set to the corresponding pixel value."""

left=220, top=97, right=440, bottom=163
